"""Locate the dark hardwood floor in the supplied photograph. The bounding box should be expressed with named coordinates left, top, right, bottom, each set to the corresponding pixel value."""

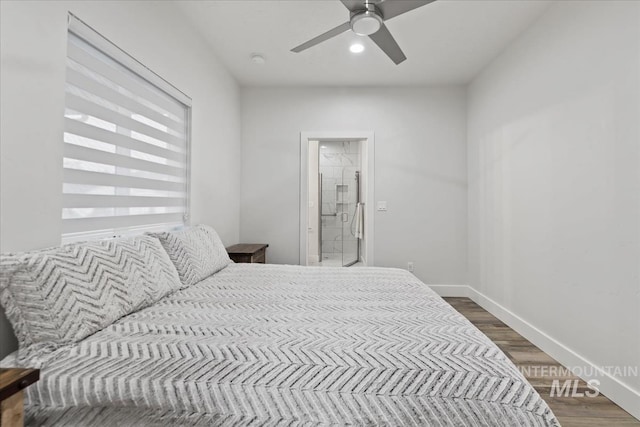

left=444, top=297, right=639, bottom=427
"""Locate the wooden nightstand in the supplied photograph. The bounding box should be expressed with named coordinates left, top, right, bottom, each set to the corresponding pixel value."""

left=226, top=244, right=268, bottom=264
left=0, top=368, right=39, bottom=426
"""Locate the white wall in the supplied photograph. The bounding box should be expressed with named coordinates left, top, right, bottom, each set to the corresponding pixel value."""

left=467, top=0, right=640, bottom=418
left=241, top=87, right=467, bottom=284
left=0, top=0, right=241, bottom=357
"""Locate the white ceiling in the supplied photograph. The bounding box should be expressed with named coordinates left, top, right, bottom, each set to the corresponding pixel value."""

left=175, top=0, right=552, bottom=86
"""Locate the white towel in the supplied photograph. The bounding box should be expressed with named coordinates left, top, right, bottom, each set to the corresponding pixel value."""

left=354, top=202, right=364, bottom=240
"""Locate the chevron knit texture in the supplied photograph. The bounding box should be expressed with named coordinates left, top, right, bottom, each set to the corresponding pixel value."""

left=148, top=225, right=231, bottom=288
left=1, top=264, right=559, bottom=426
left=0, top=235, right=181, bottom=348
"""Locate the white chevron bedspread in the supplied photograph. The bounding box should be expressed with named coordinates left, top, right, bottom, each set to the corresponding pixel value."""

left=3, top=264, right=559, bottom=426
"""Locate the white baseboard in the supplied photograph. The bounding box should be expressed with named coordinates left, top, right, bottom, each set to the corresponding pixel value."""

left=463, top=286, right=640, bottom=421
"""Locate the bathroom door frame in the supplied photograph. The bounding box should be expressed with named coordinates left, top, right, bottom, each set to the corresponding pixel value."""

left=299, top=131, right=375, bottom=266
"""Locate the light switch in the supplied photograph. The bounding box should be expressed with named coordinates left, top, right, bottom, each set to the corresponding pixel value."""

left=377, top=201, right=387, bottom=211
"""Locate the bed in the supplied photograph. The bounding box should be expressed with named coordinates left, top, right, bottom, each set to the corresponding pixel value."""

left=0, top=227, right=559, bottom=426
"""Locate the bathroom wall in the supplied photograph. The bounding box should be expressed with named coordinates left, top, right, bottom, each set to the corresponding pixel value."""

left=307, top=140, right=319, bottom=263
left=358, top=139, right=369, bottom=264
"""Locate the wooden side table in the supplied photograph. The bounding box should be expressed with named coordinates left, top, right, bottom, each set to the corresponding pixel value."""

left=0, top=368, right=39, bottom=427
left=226, top=244, right=269, bottom=264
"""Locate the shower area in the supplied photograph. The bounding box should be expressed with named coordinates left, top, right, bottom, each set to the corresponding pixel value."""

left=308, top=141, right=363, bottom=267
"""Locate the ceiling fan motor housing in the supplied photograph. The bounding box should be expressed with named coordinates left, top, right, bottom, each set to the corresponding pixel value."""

left=350, top=4, right=383, bottom=36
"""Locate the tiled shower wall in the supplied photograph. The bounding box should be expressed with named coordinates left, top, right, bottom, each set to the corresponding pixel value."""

left=319, top=141, right=360, bottom=262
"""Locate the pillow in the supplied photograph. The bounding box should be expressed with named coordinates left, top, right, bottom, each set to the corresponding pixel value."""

left=148, top=225, right=231, bottom=288
left=0, top=235, right=181, bottom=348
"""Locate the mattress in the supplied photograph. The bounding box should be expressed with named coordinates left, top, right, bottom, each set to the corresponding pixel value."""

left=2, top=264, right=559, bottom=426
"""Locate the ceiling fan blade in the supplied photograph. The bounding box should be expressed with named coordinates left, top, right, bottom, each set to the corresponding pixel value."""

left=369, top=23, right=406, bottom=64
left=340, top=0, right=365, bottom=13
left=291, top=22, right=351, bottom=53
left=378, top=0, right=436, bottom=21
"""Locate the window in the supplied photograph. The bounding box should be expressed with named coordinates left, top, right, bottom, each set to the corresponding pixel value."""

left=62, top=14, right=191, bottom=242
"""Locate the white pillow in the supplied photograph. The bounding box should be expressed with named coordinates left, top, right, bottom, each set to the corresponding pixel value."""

left=0, top=235, right=182, bottom=348
left=148, top=225, right=231, bottom=288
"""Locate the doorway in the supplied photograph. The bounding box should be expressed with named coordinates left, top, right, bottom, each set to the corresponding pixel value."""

left=299, top=132, right=374, bottom=267
left=315, top=141, right=361, bottom=266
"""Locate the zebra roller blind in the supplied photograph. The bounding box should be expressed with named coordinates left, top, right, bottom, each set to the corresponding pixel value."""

left=63, top=14, right=191, bottom=242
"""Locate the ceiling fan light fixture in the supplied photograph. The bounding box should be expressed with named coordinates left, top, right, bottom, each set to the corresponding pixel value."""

left=349, top=43, right=365, bottom=53
left=350, top=10, right=383, bottom=36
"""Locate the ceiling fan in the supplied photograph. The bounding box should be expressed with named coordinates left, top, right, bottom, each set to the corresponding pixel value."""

left=291, top=0, right=436, bottom=65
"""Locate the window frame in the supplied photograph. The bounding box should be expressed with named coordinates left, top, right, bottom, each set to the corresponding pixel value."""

left=62, top=13, right=192, bottom=243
